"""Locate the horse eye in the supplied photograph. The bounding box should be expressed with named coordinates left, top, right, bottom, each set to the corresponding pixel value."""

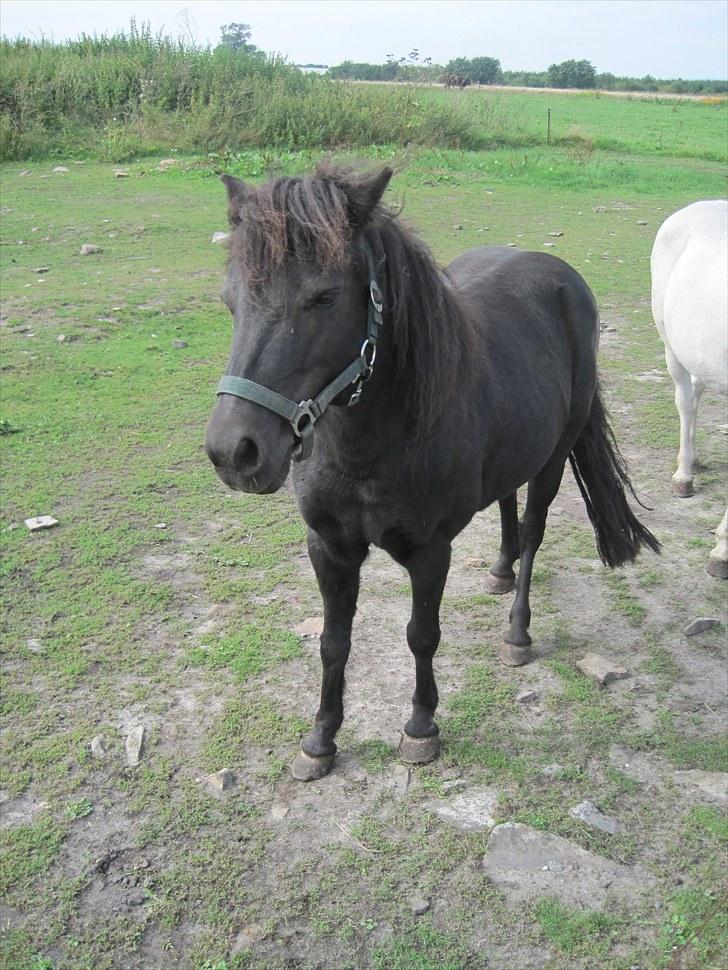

left=309, top=289, right=339, bottom=309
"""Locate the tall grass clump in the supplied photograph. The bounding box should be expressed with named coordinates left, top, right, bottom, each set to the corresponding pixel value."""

left=0, top=23, right=495, bottom=159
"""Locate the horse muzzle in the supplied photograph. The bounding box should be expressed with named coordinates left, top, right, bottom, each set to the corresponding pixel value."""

left=204, top=396, right=294, bottom=494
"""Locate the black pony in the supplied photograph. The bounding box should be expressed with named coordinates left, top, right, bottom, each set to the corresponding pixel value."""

left=205, top=163, right=658, bottom=781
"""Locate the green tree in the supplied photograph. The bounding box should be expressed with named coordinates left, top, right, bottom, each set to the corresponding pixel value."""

left=547, top=59, right=596, bottom=89
left=218, top=22, right=261, bottom=56
left=444, top=56, right=502, bottom=85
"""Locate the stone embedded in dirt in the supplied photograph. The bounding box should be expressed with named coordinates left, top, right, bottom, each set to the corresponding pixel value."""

left=548, top=231, right=564, bottom=237
left=636, top=220, right=648, bottom=225
left=683, top=617, right=721, bottom=637
left=516, top=688, right=539, bottom=705
left=157, top=158, right=178, bottom=170
left=52, top=166, right=69, bottom=173
left=576, top=653, right=630, bottom=686
left=411, top=896, right=431, bottom=916
left=24, top=515, right=59, bottom=531
left=294, top=617, right=324, bottom=638
left=482, top=822, right=652, bottom=909
left=125, top=725, right=146, bottom=767
left=271, top=800, right=290, bottom=820
left=171, top=340, right=188, bottom=349
left=465, top=557, right=488, bottom=568
left=79, top=244, right=103, bottom=256
left=569, top=800, right=620, bottom=834
left=90, top=735, right=107, bottom=759
left=211, top=231, right=230, bottom=244
left=34, top=266, right=50, bottom=274
left=391, top=764, right=411, bottom=796
left=429, top=786, right=499, bottom=832
left=673, top=770, right=727, bottom=803
left=26, top=638, right=43, bottom=653
left=207, top=768, right=237, bottom=792
left=542, top=763, right=564, bottom=778
left=113, top=170, right=129, bottom=178
left=543, top=242, right=555, bottom=248
left=154, top=523, right=167, bottom=530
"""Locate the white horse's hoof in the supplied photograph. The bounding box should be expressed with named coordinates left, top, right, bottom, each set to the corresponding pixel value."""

left=671, top=479, right=694, bottom=498
left=707, top=559, right=728, bottom=579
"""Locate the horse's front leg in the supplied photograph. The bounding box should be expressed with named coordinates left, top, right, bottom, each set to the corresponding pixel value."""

left=291, top=528, right=368, bottom=782
left=399, top=537, right=451, bottom=765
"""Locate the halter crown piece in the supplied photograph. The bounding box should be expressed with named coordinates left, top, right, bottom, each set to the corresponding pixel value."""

left=216, top=242, right=384, bottom=461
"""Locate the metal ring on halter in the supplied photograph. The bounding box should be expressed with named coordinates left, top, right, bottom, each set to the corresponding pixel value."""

left=360, top=338, right=377, bottom=381
left=369, top=280, right=384, bottom=313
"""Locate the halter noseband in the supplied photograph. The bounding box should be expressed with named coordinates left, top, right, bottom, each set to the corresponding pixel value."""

left=215, top=242, right=384, bottom=461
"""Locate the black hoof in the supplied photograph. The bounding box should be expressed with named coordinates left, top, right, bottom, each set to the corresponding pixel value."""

left=399, top=732, right=441, bottom=765
left=499, top=642, right=532, bottom=667
left=290, top=749, right=335, bottom=782
left=485, top=572, right=516, bottom=595
left=707, top=558, right=728, bottom=580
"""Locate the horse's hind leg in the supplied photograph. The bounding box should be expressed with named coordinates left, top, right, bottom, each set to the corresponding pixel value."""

left=485, top=493, right=519, bottom=594
left=708, top=508, right=728, bottom=579
left=292, top=529, right=367, bottom=781
left=665, top=345, right=699, bottom=497
left=399, top=538, right=451, bottom=764
left=501, top=452, right=567, bottom=666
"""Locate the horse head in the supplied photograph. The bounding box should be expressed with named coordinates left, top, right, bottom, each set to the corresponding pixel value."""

left=205, top=165, right=392, bottom=493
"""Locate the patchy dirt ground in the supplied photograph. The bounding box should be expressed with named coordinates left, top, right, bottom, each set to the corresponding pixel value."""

left=1, top=161, right=726, bottom=970
left=6, top=331, right=725, bottom=969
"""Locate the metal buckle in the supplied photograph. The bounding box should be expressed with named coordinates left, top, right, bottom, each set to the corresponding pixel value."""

left=292, top=400, right=317, bottom=438
left=370, top=280, right=383, bottom=313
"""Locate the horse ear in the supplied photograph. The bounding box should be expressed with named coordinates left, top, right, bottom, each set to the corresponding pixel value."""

left=344, top=167, right=393, bottom=228
left=220, top=174, right=252, bottom=225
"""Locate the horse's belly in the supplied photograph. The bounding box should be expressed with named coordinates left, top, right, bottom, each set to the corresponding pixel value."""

left=663, top=254, right=728, bottom=393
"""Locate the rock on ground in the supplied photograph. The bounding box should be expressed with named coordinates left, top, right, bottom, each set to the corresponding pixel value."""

left=683, top=617, right=721, bottom=637
left=673, top=770, right=727, bottom=803
left=576, top=653, right=630, bottom=686
left=25, top=515, right=59, bottom=531
left=429, top=786, right=499, bottom=832
left=125, top=725, right=146, bottom=767
left=483, top=822, right=652, bottom=909
left=207, top=768, right=237, bottom=792
left=569, top=800, right=621, bottom=834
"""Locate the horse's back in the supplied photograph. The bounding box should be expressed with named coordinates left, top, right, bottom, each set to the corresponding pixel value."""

left=447, top=246, right=598, bottom=359
left=651, top=200, right=728, bottom=392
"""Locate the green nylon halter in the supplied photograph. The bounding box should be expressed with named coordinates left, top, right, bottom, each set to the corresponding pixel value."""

left=216, top=242, right=384, bottom=461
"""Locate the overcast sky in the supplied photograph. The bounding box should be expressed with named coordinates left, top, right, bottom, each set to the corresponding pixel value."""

left=2, top=0, right=726, bottom=78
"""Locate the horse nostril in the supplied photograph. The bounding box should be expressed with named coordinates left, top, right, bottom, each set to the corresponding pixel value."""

left=233, top=437, right=260, bottom=474
left=206, top=446, right=223, bottom=468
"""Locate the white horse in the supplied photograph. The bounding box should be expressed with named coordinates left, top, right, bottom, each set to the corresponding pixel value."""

left=651, top=199, right=728, bottom=578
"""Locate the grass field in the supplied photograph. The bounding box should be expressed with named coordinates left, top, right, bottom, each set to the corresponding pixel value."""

left=1, top=107, right=727, bottom=970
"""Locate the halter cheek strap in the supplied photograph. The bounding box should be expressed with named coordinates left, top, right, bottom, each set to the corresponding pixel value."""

left=215, top=242, right=384, bottom=461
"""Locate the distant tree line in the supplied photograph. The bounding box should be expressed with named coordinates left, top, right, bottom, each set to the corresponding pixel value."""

left=328, top=53, right=728, bottom=94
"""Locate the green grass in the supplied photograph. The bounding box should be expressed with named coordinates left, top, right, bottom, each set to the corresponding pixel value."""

left=533, top=897, right=618, bottom=956
left=1, top=138, right=726, bottom=970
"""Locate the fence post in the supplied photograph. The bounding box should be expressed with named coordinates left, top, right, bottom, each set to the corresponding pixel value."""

left=547, top=108, right=551, bottom=145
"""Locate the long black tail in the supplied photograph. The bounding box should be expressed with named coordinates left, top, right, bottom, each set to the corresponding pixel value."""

left=569, top=386, right=660, bottom=568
